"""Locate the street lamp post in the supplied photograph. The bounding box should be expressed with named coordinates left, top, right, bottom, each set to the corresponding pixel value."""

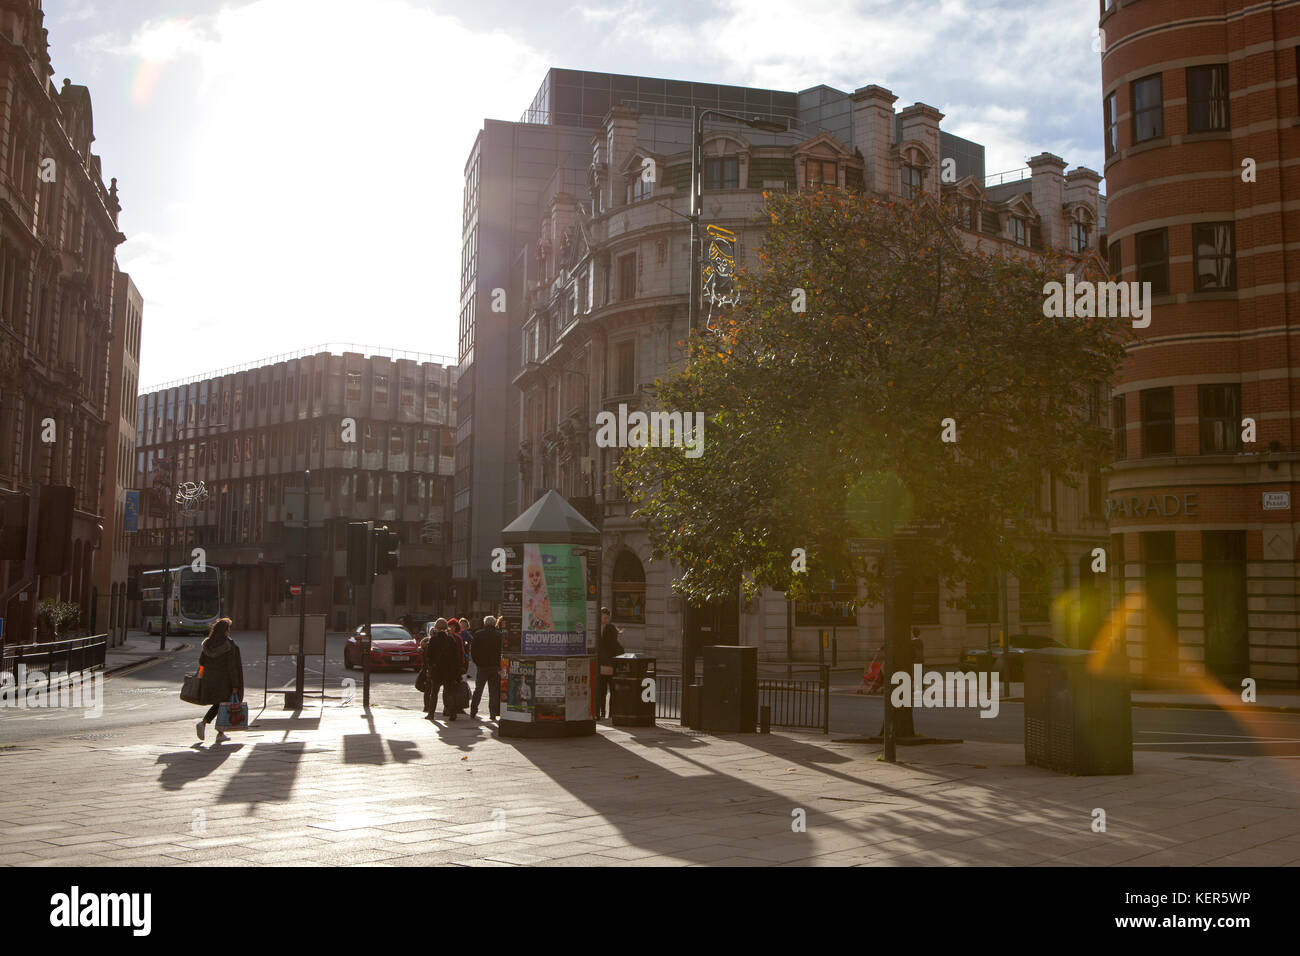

left=683, top=106, right=788, bottom=685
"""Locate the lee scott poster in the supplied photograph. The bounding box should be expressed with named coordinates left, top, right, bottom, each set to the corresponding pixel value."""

left=521, top=543, right=588, bottom=655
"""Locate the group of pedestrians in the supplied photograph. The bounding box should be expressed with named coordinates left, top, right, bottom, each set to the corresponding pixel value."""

left=418, top=615, right=503, bottom=722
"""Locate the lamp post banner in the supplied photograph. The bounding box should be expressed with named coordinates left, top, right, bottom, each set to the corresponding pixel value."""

left=521, top=543, right=588, bottom=655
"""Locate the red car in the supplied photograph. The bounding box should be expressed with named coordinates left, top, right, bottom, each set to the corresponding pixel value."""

left=344, top=624, right=423, bottom=671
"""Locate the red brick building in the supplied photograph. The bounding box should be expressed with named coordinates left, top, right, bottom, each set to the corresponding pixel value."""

left=1101, top=0, right=1300, bottom=684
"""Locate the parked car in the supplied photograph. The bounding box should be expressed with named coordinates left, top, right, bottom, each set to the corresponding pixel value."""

left=344, top=624, right=423, bottom=671
left=959, top=634, right=1068, bottom=682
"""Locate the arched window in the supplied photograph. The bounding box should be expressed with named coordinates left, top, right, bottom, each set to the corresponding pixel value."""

left=611, top=550, right=645, bottom=624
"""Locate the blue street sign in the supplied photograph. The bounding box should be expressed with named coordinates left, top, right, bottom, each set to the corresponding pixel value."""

left=124, top=490, right=139, bottom=534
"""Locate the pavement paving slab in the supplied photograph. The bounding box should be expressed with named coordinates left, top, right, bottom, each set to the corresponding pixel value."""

left=3, top=701, right=1300, bottom=867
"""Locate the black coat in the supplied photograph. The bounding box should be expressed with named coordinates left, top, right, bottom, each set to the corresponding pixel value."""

left=598, top=622, right=624, bottom=664
left=471, top=626, right=502, bottom=668
left=198, top=636, right=244, bottom=705
left=425, top=632, right=465, bottom=683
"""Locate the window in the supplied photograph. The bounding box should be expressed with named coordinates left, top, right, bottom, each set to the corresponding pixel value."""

left=1009, top=217, right=1027, bottom=246
left=617, top=253, right=636, bottom=301
left=912, top=575, right=940, bottom=625
left=611, top=551, right=645, bottom=623
left=354, top=475, right=368, bottom=501
left=1070, top=221, right=1090, bottom=254
left=407, top=477, right=421, bottom=503
left=345, top=371, right=362, bottom=402
left=1107, top=237, right=1122, bottom=278
left=286, top=377, right=295, bottom=405
left=1131, top=74, right=1164, bottom=142
left=400, top=377, right=416, bottom=407
left=381, top=475, right=395, bottom=502
left=805, top=159, right=836, bottom=190
left=233, top=386, right=242, bottom=414
left=259, top=383, right=267, bottom=408
left=614, top=340, right=635, bottom=395
left=964, top=574, right=998, bottom=625
left=390, top=425, right=404, bottom=454
left=1193, top=222, right=1236, bottom=291
left=425, top=381, right=441, bottom=413
left=629, top=175, right=653, bottom=203
left=1112, top=395, right=1127, bottom=458
left=1104, top=91, right=1119, bottom=158
left=1140, top=387, right=1175, bottom=457
left=1186, top=65, right=1229, bottom=132
left=1019, top=584, right=1049, bottom=623
left=1198, top=383, right=1241, bottom=453
left=902, top=165, right=922, bottom=199
left=704, top=156, right=739, bottom=190
left=364, top=424, right=378, bottom=453
left=416, top=428, right=431, bottom=455
left=1135, top=228, right=1169, bottom=296
left=373, top=374, right=389, bottom=406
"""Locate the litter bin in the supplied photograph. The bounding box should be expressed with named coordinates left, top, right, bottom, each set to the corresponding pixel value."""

left=610, top=653, right=657, bottom=727
left=1024, top=648, right=1132, bottom=775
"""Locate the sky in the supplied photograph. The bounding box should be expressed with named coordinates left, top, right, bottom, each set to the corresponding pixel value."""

left=45, top=0, right=1106, bottom=389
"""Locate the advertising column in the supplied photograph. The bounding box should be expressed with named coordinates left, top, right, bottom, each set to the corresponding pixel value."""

left=498, top=491, right=601, bottom=739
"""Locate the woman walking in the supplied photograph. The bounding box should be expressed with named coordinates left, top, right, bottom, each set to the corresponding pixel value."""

left=419, top=619, right=447, bottom=716
left=196, top=618, right=243, bottom=742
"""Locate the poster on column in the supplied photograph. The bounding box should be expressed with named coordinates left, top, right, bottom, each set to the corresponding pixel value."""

left=534, top=659, right=566, bottom=721
left=582, top=551, right=599, bottom=654
left=566, top=657, right=594, bottom=720
left=503, top=659, right=535, bottom=722
left=521, top=544, right=587, bottom=655
left=501, top=547, right=522, bottom=654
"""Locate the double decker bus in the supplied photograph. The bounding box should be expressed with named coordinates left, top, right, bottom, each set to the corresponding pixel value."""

left=139, top=566, right=222, bottom=635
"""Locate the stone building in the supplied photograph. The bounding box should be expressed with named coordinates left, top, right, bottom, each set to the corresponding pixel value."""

left=509, top=72, right=1106, bottom=665
left=92, top=268, right=142, bottom=646
left=1100, top=0, right=1300, bottom=684
left=130, top=347, right=457, bottom=632
left=0, top=1, right=126, bottom=644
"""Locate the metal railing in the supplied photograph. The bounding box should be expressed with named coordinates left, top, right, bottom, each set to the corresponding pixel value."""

left=1, top=634, right=108, bottom=688
left=984, top=167, right=1032, bottom=188
left=651, top=663, right=830, bottom=733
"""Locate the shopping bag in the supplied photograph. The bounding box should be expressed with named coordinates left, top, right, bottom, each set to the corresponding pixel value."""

left=179, top=672, right=203, bottom=705
left=216, top=694, right=249, bottom=730
left=454, top=677, right=471, bottom=711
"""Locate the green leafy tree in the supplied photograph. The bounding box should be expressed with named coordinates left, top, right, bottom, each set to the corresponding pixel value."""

left=619, top=189, right=1128, bottom=734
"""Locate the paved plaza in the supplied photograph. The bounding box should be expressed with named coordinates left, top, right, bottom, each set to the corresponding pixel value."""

left=3, top=697, right=1300, bottom=867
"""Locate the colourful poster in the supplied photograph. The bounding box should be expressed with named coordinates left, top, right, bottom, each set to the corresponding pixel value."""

left=503, top=659, right=535, bottom=722
left=522, top=544, right=587, bottom=655
left=535, top=659, right=566, bottom=721
left=566, top=658, right=594, bottom=720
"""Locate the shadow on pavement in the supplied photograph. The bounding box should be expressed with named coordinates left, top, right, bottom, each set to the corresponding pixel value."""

left=155, top=742, right=243, bottom=791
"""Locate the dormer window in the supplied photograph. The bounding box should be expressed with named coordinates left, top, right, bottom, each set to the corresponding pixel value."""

left=805, top=159, right=836, bottom=190
left=704, top=157, right=739, bottom=190
left=902, top=164, right=923, bottom=199
left=629, top=175, right=653, bottom=203
left=1009, top=216, right=1027, bottom=246
left=1071, top=221, right=1090, bottom=254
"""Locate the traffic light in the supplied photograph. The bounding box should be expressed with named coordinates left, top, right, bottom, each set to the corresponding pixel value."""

left=347, top=521, right=372, bottom=585
left=372, top=526, right=400, bottom=575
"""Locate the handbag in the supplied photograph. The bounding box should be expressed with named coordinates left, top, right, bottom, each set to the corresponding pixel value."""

left=415, top=667, right=429, bottom=692
left=453, top=677, right=471, bottom=710
left=216, top=693, right=249, bottom=730
left=179, top=672, right=203, bottom=705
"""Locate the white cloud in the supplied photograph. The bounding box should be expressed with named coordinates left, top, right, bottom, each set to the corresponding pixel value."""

left=105, top=0, right=546, bottom=387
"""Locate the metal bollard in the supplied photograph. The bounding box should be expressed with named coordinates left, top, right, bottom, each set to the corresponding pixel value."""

left=760, top=704, right=771, bottom=734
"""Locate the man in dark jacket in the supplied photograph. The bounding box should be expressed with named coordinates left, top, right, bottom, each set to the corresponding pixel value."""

left=596, top=607, right=624, bottom=720
left=197, top=617, right=243, bottom=742
left=469, top=615, right=503, bottom=720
